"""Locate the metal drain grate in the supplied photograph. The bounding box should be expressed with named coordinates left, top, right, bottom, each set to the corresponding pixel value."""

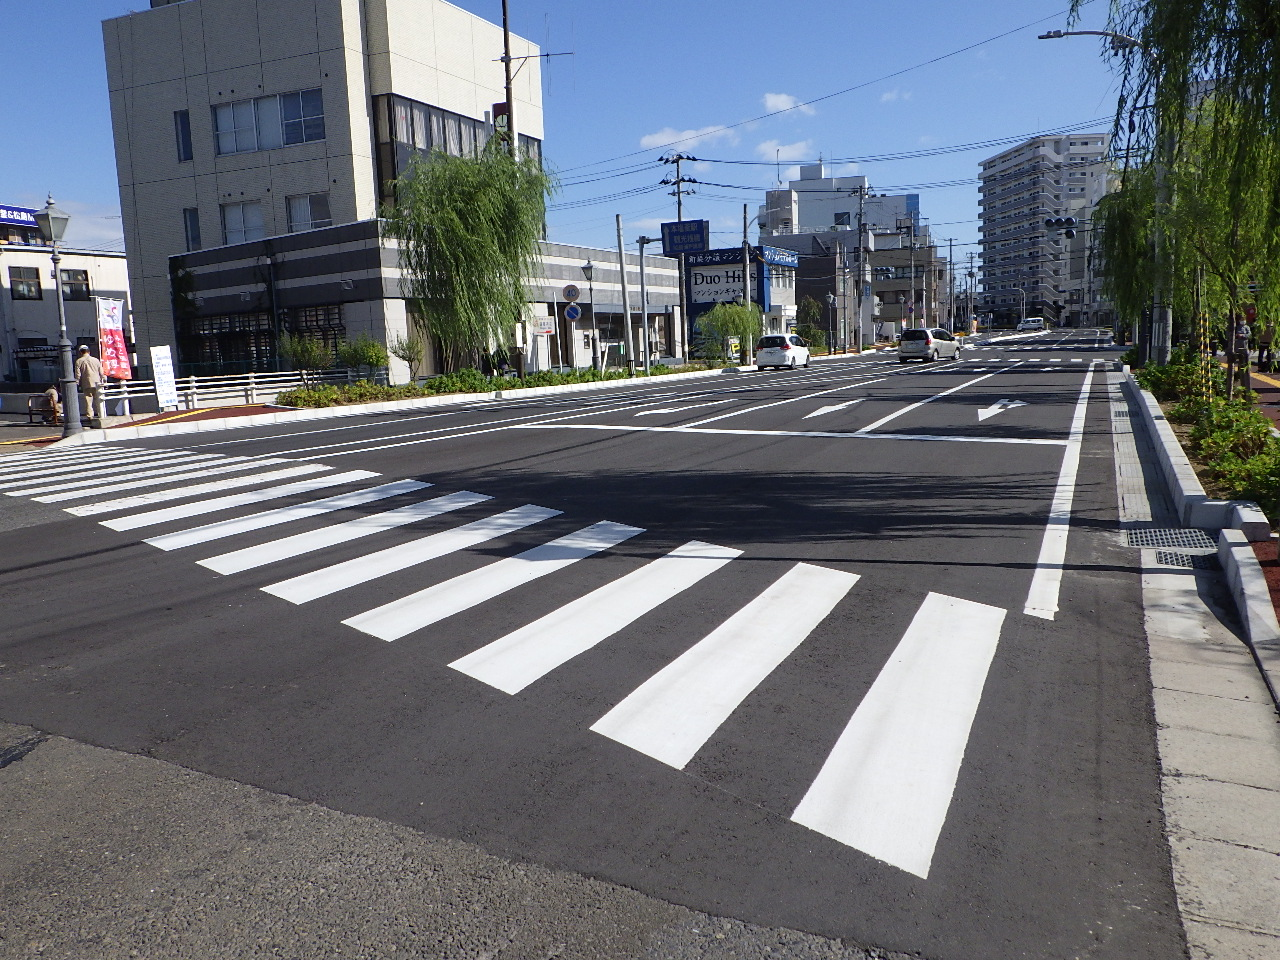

left=1155, top=551, right=1219, bottom=569
left=1126, top=527, right=1218, bottom=550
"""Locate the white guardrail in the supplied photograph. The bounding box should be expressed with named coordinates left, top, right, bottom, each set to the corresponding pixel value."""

left=100, top=369, right=356, bottom=414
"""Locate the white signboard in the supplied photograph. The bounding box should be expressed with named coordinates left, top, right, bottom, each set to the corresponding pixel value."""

left=689, top=265, right=745, bottom=305
left=533, top=317, right=556, bottom=336
left=150, top=345, right=180, bottom=409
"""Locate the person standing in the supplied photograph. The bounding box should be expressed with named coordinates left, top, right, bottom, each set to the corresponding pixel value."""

left=1258, top=318, right=1276, bottom=372
left=74, top=345, right=105, bottom=425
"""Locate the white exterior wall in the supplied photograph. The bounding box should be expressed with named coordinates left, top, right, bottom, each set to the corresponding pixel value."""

left=0, top=247, right=130, bottom=381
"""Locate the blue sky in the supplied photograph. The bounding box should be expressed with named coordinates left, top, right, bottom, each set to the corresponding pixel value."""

left=1, top=0, right=1125, bottom=263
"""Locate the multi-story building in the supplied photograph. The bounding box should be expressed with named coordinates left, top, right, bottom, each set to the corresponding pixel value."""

left=0, top=203, right=131, bottom=385
left=978, top=134, right=1114, bottom=326
left=102, top=0, right=545, bottom=375
left=759, top=162, right=949, bottom=343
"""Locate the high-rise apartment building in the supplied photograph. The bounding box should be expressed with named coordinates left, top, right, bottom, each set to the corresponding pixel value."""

left=760, top=163, right=949, bottom=341
left=978, top=134, right=1114, bottom=327
left=102, top=0, right=543, bottom=369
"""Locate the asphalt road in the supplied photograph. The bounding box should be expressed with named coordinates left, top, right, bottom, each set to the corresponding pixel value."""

left=0, top=329, right=1185, bottom=959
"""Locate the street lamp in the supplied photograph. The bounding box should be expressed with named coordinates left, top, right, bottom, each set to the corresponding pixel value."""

left=636, top=236, right=661, bottom=372
left=1018, top=287, right=1027, bottom=322
left=33, top=195, right=83, bottom=437
left=581, top=259, right=599, bottom=371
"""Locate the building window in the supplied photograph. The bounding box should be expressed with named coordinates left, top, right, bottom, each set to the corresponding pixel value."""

left=60, top=269, right=91, bottom=301
left=281, top=89, right=326, bottom=145
left=9, top=266, right=42, bottom=300
left=221, top=201, right=265, bottom=245
left=213, top=88, right=325, bottom=156
left=183, top=208, right=202, bottom=252
left=175, top=109, right=193, bottom=161
left=286, top=193, right=332, bottom=232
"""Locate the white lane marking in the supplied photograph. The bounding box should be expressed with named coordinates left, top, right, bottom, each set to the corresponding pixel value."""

left=199, top=490, right=491, bottom=574
left=856, top=364, right=1022, bottom=434
left=975, top=399, right=1028, bottom=422
left=514, top=423, right=1068, bottom=446
left=633, top=400, right=733, bottom=417
left=802, top=400, right=863, bottom=420
left=96, top=471, right=378, bottom=531
left=66, top=464, right=334, bottom=517
left=344, top=520, right=646, bottom=642
left=683, top=381, right=887, bottom=428
left=0, top=449, right=213, bottom=486
left=145, top=479, right=433, bottom=551
left=262, top=504, right=560, bottom=604
left=31, top=457, right=291, bottom=502
left=450, top=540, right=742, bottom=694
left=590, top=563, right=858, bottom=769
left=1024, top=362, right=1097, bottom=619
left=791, top=592, right=1005, bottom=879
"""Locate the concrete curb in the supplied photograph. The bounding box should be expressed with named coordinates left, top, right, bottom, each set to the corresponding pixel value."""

left=46, top=365, right=755, bottom=448
left=1216, top=529, right=1280, bottom=699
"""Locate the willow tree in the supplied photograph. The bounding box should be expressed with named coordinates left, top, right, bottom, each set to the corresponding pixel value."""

left=698, top=301, right=764, bottom=365
left=1075, top=0, right=1280, bottom=267
left=382, top=139, right=555, bottom=371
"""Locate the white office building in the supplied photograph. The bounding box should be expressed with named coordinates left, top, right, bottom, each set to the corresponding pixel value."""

left=0, top=203, right=130, bottom=385
left=102, top=0, right=544, bottom=374
left=978, top=134, right=1115, bottom=326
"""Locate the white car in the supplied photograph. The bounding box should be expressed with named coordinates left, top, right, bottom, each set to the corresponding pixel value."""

left=756, top=334, right=811, bottom=370
left=1017, top=317, right=1047, bottom=331
left=897, top=327, right=962, bottom=363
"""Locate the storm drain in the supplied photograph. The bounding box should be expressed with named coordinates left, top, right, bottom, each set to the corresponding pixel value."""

left=1126, top=527, right=1218, bottom=551
left=1155, top=550, right=1219, bottom=569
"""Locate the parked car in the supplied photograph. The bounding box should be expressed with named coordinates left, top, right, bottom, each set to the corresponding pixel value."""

left=1016, top=317, right=1047, bottom=331
left=897, top=327, right=962, bottom=363
left=756, top=334, right=811, bottom=369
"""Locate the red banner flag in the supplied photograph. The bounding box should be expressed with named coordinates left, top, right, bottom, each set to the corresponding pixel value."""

left=95, top=298, right=132, bottom=380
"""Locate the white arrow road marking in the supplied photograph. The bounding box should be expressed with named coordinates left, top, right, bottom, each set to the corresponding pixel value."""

left=976, top=399, right=1028, bottom=422
left=791, top=592, right=1006, bottom=879
left=802, top=400, right=862, bottom=420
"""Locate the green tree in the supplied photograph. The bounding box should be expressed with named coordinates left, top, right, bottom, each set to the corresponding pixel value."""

left=795, top=295, right=827, bottom=352
left=388, top=330, right=426, bottom=381
left=277, top=333, right=334, bottom=385
left=382, top=139, right=555, bottom=371
left=698, top=301, right=764, bottom=365
left=337, top=333, right=390, bottom=380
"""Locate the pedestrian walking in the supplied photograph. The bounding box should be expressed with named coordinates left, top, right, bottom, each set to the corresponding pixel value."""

left=74, top=345, right=105, bottom=424
left=1233, top=317, right=1252, bottom=389
left=1258, top=318, right=1276, bottom=372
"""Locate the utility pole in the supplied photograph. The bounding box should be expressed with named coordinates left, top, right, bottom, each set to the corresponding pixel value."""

left=500, top=0, right=516, bottom=157
left=637, top=235, right=661, bottom=372
left=616, top=214, right=634, bottom=376
left=856, top=187, right=867, bottom=351
left=662, top=153, right=696, bottom=358
left=742, top=204, right=753, bottom=360
left=943, top=237, right=956, bottom=331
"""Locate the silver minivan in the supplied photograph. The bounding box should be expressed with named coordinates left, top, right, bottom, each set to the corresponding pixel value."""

left=898, top=327, right=961, bottom=362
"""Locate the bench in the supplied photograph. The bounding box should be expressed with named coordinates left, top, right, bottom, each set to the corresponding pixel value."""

left=27, top=394, right=61, bottom=425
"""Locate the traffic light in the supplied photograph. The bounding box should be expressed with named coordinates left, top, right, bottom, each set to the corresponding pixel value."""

left=1044, top=216, right=1077, bottom=238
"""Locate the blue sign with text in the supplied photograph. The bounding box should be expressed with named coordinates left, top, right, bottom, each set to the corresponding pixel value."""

left=661, top=220, right=709, bottom=257
left=0, top=205, right=38, bottom=228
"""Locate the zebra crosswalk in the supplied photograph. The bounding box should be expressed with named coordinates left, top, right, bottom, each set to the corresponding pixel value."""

left=2, top=443, right=1010, bottom=880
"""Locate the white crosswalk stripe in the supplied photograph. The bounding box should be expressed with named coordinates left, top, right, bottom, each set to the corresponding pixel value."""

left=68, top=464, right=334, bottom=519
left=199, top=489, right=491, bottom=574
left=97, top=470, right=379, bottom=530
left=344, top=520, right=645, bottom=641
left=30, top=457, right=290, bottom=502
left=147, top=479, right=435, bottom=552
left=589, top=563, right=859, bottom=769
left=451, top=540, right=743, bottom=694
left=0, top=449, right=214, bottom=486
left=791, top=592, right=1005, bottom=878
left=264, top=503, right=562, bottom=604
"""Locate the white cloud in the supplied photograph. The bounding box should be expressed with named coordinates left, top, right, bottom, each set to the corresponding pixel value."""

left=639, top=125, right=738, bottom=150
left=879, top=88, right=913, bottom=103
left=756, top=139, right=813, bottom=163
left=762, top=92, right=815, bottom=116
